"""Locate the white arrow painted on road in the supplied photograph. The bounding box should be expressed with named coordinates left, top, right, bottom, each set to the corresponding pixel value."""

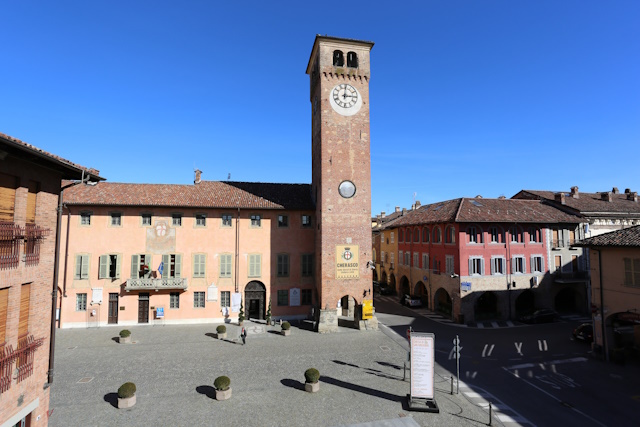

left=482, top=344, right=495, bottom=358
left=538, top=339, right=548, bottom=351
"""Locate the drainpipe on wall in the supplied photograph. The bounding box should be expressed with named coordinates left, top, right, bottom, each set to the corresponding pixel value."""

left=47, top=174, right=90, bottom=386
left=62, top=205, right=71, bottom=297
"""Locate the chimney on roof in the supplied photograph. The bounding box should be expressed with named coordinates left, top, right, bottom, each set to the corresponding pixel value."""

left=498, top=195, right=506, bottom=199
left=570, top=186, right=579, bottom=198
left=601, top=192, right=613, bottom=202
left=612, top=187, right=619, bottom=194
left=402, top=208, right=407, bottom=215
left=625, top=188, right=631, bottom=194
left=554, top=192, right=566, bottom=205
left=627, top=192, right=638, bottom=202
left=381, top=211, right=386, bottom=218
left=415, top=200, right=421, bottom=208
left=395, top=206, right=400, bottom=213
left=194, top=169, right=202, bottom=184
left=475, top=195, right=482, bottom=198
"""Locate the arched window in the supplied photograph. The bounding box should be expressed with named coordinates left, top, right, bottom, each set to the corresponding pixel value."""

left=510, top=225, right=524, bottom=243
left=445, top=226, right=456, bottom=244
left=333, top=50, right=344, bottom=67
left=347, top=51, right=358, bottom=68
left=414, top=227, right=420, bottom=243
left=467, top=225, right=484, bottom=244
left=406, top=228, right=412, bottom=243
left=399, top=229, right=404, bottom=242
left=528, top=227, right=541, bottom=243
left=433, top=227, right=442, bottom=243
left=422, top=227, right=430, bottom=243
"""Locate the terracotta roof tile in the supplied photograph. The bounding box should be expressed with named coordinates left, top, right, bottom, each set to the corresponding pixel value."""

left=575, top=225, right=640, bottom=247
left=390, top=198, right=582, bottom=226
left=514, top=189, right=640, bottom=215
left=63, top=181, right=314, bottom=210
left=1, top=131, right=102, bottom=179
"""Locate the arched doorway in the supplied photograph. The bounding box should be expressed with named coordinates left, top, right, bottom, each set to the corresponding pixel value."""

left=474, top=291, right=498, bottom=321
left=400, top=276, right=410, bottom=296
left=381, top=271, right=388, bottom=285
left=372, top=269, right=378, bottom=282
left=389, top=274, right=396, bottom=292
left=515, top=290, right=535, bottom=317
left=414, top=281, right=428, bottom=306
left=245, top=281, right=266, bottom=320
left=434, top=288, right=452, bottom=316
left=554, top=287, right=577, bottom=313
left=338, top=294, right=360, bottom=329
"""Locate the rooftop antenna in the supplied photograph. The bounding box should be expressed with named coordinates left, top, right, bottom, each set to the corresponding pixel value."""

left=228, top=173, right=231, bottom=181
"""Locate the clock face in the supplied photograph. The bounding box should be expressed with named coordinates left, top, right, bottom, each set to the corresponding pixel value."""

left=329, top=83, right=362, bottom=116
left=338, top=180, right=356, bottom=198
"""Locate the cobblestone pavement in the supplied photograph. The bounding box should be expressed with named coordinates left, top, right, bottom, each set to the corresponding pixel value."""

left=48, top=321, right=499, bottom=427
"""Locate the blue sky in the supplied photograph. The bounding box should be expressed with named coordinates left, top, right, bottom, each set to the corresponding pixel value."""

left=2, top=1, right=639, bottom=215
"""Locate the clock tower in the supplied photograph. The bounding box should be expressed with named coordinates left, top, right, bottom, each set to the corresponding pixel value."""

left=306, top=35, right=376, bottom=333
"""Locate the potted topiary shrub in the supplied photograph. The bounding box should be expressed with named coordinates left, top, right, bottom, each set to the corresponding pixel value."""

left=214, top=376, right=232, bottom=400
left=238, top=301, right=245, bottom=326
left=216, top=325, right=227, bottom=339
left=117, top=382, right=136, bottom=408
left=304, top=368, right=320, bottom=393
left=265, top=299, right=272, bottom=325
left=119, top=329, right=132, bottom=344
left=281, top=321, right=291, bottom=336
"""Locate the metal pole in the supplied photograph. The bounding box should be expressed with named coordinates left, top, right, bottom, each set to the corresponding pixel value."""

left=489, top=402, right=492, bottom=426
left=450, top=376, right=454, bottom=395
left=456, top=334, right=460, bottom=394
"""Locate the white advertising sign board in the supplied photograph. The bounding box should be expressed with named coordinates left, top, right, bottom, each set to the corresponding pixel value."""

left=410, top=332, right=435, bottom=399
left=289, top=288, right=301, bottom=307
left=231, top=292, right=242, bottom=313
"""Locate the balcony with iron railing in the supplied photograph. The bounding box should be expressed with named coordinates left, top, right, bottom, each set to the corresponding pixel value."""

left=0, top=221, right=50, bottom=269
left=125, top=277, right=188, bottom=291
left=551, top=239, right=580, bottom=249
left=0, top=334, right=44, bottom=395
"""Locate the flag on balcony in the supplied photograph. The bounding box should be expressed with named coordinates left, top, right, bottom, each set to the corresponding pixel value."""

left=158, top=261, right=164, bottom=276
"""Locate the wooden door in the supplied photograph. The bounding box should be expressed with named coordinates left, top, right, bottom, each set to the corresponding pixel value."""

left=108, top=293, right=118, bottom=324
left=138, top=293, right=149, bottom=323
left=555, top=255, right=562, bottom=272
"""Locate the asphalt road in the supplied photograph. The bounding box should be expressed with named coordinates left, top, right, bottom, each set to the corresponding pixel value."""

left=374, top=295, right=640, bottom=427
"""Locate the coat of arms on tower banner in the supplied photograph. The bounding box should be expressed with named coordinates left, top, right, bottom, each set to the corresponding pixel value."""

left=336, top=244, right=359, bottom=279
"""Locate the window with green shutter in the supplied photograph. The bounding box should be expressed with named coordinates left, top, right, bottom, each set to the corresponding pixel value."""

left=249, top=254, right=261, bottom=277
left=162, top=254, right=182, bottom=278
left=74, top=255, right=89, bottom=280
left=99, top=254, right=121, bottom=279
left=277, top=254, right=289, bottom=277
left=277, top=290, right=288, bottom=306
left=302, top=254, right=313, bottom=277
left=220, top=254, right=232, bottom=277
left=193, top=254, right=206, bottom=278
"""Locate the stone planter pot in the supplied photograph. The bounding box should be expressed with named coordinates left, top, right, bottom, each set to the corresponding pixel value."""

left=281, top=329, right=291, bottom=336
left=118, top=394, right=136, bottom=408
left=215, top=387, right=232, bottom=400
left=217, top=332, right=227, bottom=340
left=305, top=382, right=319, bottom=393
left=119, top=336, right=131, bottom=344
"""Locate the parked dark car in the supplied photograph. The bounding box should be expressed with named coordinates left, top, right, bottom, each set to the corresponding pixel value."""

left=519, top=309, right=558, bottom=324
left=403, top=294, right=422, bottom=307
left=380, top=284, right=395, bottom=295
left=573, top=323, right=593, bottom=343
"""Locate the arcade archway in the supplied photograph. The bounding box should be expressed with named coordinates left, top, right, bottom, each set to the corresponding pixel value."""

left=245, top=281, right=266, bottom=320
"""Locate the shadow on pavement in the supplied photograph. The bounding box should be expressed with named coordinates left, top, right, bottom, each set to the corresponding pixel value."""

left=204, top=333, right=217, bottom=339
left=332, top=359, right=360, bottom=368
left=280, top=378, right=305, bottom=391
left=377, top=361, right=402, bottom=370
left=110, top=337, right=119, bottom=343
left=319, top=375, right=406, bottom=407
left=103, top=393, right=118, bottom=408
left=196, top=385, right=216, bottom=399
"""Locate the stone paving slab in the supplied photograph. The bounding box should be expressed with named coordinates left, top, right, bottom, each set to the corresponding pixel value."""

left=48, top=321, right=495, bottom=427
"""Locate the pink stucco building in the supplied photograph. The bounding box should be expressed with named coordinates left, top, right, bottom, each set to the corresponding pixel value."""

left=57, top=180, right=316, bottom=328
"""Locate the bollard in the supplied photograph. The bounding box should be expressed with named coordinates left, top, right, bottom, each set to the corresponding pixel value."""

left=403, top=362, right=407, bottom=381
left=450, top=376, right=454, bottom=395
left=489, top=401, right=492, bottom=426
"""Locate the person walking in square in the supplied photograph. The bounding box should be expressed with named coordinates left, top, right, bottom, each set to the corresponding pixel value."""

left=241, top=327, right=247, bottom=345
